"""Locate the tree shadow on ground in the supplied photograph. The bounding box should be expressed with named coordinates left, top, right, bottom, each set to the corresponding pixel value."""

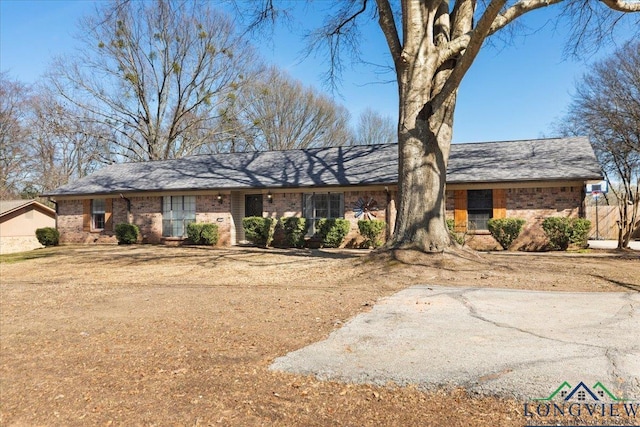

left=46, top=244, right=369, bottom=270
left=365, top=247, right=500, bottom=273
left=590, top=274, right=640, bottom=292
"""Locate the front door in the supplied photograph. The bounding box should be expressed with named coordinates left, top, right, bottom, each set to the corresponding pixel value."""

left=245, top=194, right=263, bottom=217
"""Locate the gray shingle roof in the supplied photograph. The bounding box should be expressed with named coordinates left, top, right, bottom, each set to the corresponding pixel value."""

left=44, top=136, right=602, bottom=197
left=448, top=136, right=603, bottom=183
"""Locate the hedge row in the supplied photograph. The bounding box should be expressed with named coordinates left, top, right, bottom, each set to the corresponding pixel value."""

left=242, top=217, right=387, bottom=249
left=38, top=216, right=591, bottom=252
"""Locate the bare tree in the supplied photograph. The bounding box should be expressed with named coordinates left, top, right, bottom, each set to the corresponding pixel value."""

left=352, top=108, right=396, bottom=145
left=49, top=0, right=262, bottom=162
left=242, top=0, right=639, bottom=252
left=0, top=73, right=30, bottom=199
left=562, top=40, right=640, bottom=249
left=225, top=67, right=353, bottom=151
left=24, top=87, right=109, bottom=194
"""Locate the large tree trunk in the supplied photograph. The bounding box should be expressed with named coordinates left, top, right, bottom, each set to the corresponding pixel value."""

left=388, top=83, right=457, bottom=252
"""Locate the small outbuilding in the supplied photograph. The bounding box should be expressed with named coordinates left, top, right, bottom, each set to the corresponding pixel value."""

left=0, top=200, right=56, bottom=254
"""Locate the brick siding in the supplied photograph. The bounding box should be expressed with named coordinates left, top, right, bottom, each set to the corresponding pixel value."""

left=445, top=186, right=583, bottom=250
left=56, top=185, right=583, bottom=250
left=195, top=195, right=231, bottom=246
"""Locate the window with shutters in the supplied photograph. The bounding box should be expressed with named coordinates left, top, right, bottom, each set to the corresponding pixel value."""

left=467, top=189, right=493, bottom=231
left=302, top=193, right=344, bottom=233
left=92, top=199, right=106, bottom=230
left=162, top=196, right=196, bottom=237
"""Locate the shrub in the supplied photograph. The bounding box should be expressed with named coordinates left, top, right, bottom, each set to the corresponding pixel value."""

left=570, top=218, right=591, bottom=248
left=487, top=218, right=526, bottom=250
left=242, top=216, right=276, bottom=247
left=316, top=218, right=351, bottom=248
left=542, top=217, right=572, bottom=250
left=115, top=223, right=139, bottom=244
left=186, top=222, right=219, bottom=245
left=542, top=217, right=592, bottom=250
left=357, top=219, right=386, bottom=248
left=446, top=219, right=465, bottom=245
left=35, top=227, right=60, bottom=247
left=280, top=217, right=307, bottom=248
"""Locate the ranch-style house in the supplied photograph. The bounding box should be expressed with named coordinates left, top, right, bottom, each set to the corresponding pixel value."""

left=43, top=136, right=603, bottom=250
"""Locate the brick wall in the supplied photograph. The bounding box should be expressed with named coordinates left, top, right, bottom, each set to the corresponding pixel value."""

left=57, top=199, right=117, bottom=244
left=55, top=184, right=582, bottom=250
left=445, top=186, right=583, bottom=250
left=129, top=197, right=163, bottom=243
left=263, top=192, right=303, bottom=218
left=343, top=190, right=392, bottom=247
left=195, top=195, right=232, bottom=246
left=262, top=190, right=393, bottom=248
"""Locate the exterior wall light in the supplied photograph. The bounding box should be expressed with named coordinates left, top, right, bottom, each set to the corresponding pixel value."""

left=267, top=191, right=273, bottom=203
left=217, top=193, right=223, bottom=204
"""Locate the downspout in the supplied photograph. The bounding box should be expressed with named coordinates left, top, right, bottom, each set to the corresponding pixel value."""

left=385, top=186, right=391, bottom=241
left=120, top=194, right=131, bottom=223
left=48, top=198, right=58, bottom=229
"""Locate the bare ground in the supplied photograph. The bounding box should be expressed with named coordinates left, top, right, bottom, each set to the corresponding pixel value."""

left=0, top=245, right=638, bottom=426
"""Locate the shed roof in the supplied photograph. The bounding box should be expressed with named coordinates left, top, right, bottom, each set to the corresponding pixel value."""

left=44, top=136, right=602, bottom=197
left=0, top=199, right=56, bottom=217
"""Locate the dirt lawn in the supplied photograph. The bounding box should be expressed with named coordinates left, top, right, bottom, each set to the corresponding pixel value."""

left=1, top=245, right=638, bottom=426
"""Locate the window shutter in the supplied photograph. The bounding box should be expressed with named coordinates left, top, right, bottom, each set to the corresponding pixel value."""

left=493, top=189, right=507, bottom=219
left=82, top=200, right=91, bottom=231
left=454, top=190, right=467, bottom=232
left=303, top=194, right=313, bottom=218
left=105, top=198, right=113, bottom=231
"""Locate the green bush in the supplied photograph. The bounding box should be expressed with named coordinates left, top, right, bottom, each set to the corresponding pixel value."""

left=357, top=219, right=386, bottom=248
left=115, top=223, right=139, bottom=244
left=487, top=218, right=526, bottom=250
left=35, top=227, right=60, bottom=247
left=570, top=218, right=591, bottom=248
left=242, top=216, right=276, bottom=247
left=186, top=222, right=219, bottom=245
left=280, top=217, right=308, bottom=248
left=446, top=219, right=465, bottom=245
left=542, top=217, right=592, bottom=250
left=316, top=218, right=351, bottom=248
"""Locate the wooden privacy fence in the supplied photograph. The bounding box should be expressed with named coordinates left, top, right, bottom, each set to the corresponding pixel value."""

left=585, top=205, right=619, bottom=240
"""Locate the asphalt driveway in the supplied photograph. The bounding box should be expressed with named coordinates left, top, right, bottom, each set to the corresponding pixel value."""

left=271, top=286, right=640, bottom=401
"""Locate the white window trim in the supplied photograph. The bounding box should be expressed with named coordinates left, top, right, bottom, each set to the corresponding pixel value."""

left=303, top=193, right=345, bottom=234
left=91, top=199, right=106, bottom=230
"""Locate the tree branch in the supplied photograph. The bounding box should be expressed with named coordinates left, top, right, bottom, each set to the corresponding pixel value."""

left=490, top=0, right=565, bottom=35
left=375, top=0, right=402, bottom=62
left=599, top=0, right=640, bottom=12
left=435, top=0, right=507, bottom=109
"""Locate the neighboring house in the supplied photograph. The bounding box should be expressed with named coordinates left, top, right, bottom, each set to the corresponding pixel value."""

left=0, top=200, right=56, bottom=254
left=43, top=137, right=603, bottom=250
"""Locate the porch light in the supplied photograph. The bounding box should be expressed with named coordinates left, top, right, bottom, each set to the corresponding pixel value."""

left=217, top=193, right=223, bottom=204
left=267, top=191, right=273, bottom=203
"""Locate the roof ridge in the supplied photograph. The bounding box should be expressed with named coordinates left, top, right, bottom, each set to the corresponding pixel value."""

left=452, top=136, right=587, bottom=146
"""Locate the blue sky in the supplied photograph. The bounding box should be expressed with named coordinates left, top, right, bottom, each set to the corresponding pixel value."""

left=0, top=0, right=625, bottom=143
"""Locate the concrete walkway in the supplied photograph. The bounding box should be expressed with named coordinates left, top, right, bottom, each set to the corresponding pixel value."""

left=271, top=286, right=640, bottom=401
left=588, top=239, right=640, bottom=250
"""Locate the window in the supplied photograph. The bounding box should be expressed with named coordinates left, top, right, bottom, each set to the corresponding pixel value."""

left=467, top=189, right=493, bottom=230
left=83, top=199, right=112, bottom=232
left=92, top=199, right=106, bottom=230
left=303, top=193, right=344, bottom=232
left=162, top=196, right=196, bottom=237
